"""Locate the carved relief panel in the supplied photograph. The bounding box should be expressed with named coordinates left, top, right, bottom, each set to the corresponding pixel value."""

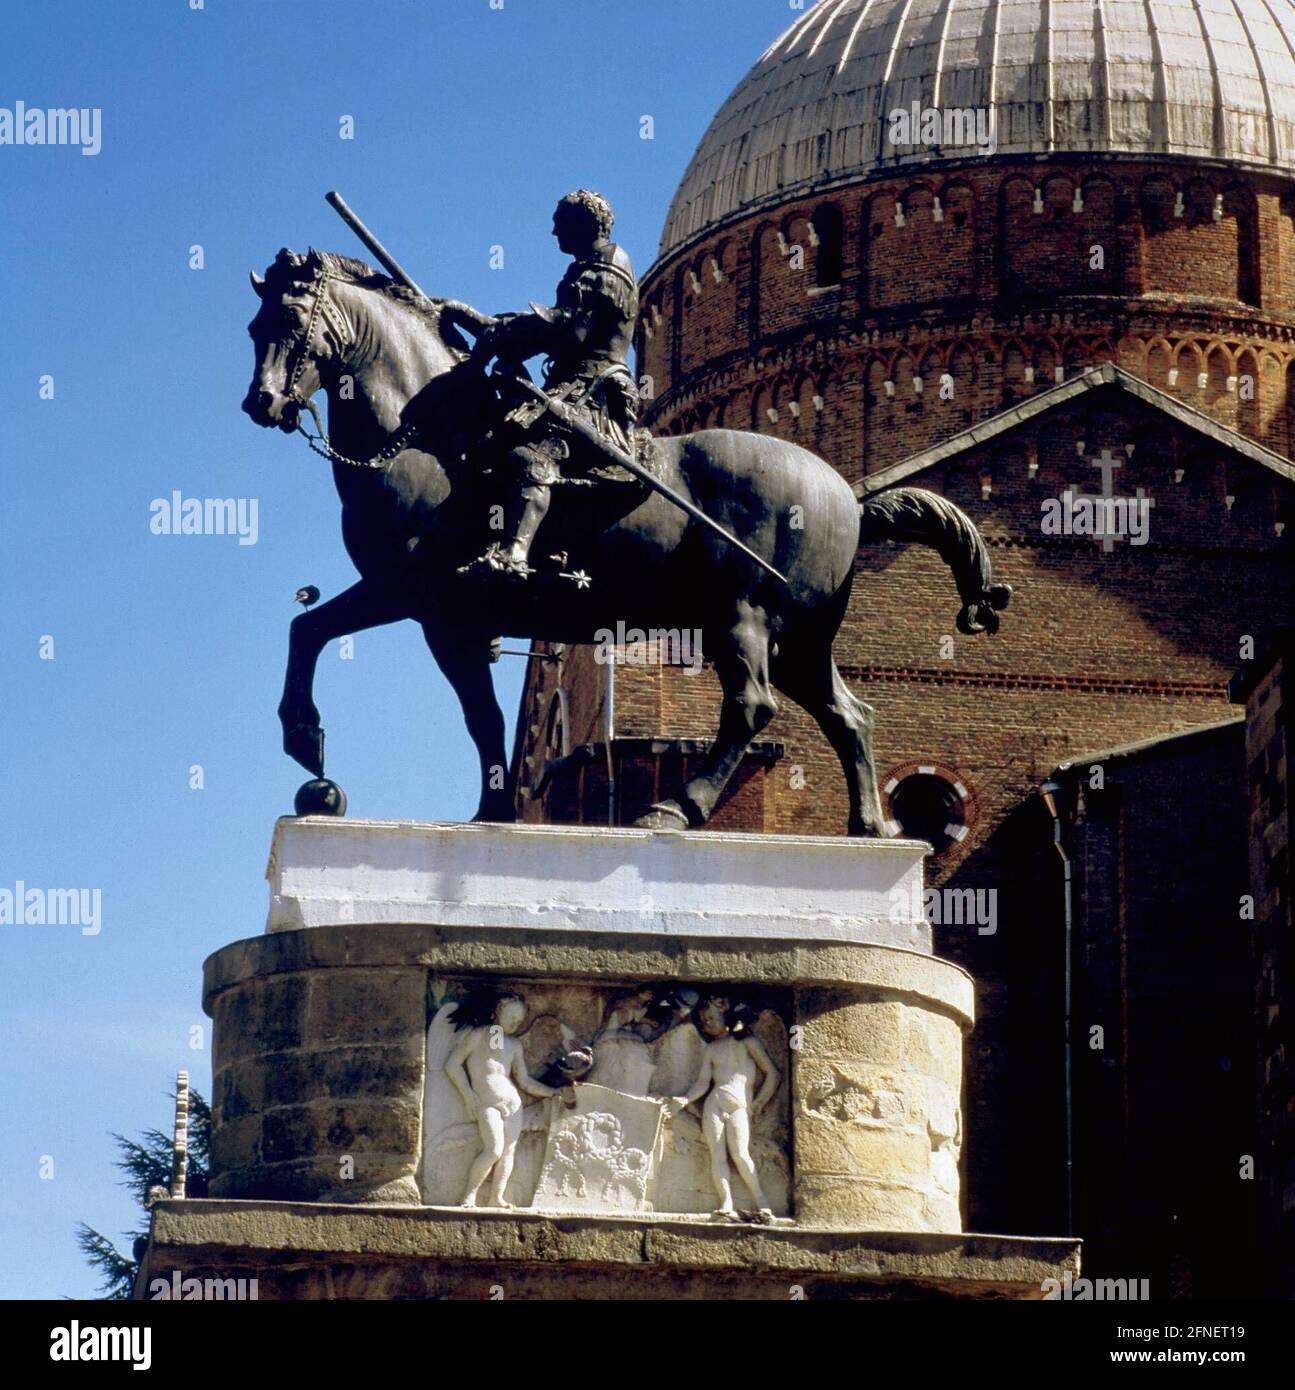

left=421, top=978, right=791, bottom=1221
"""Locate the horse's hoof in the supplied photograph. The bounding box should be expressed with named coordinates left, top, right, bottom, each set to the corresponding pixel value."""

left=633, top=802, right=691, bottom=831
left=284, top=723, right=325, bottom=777
left=294, top=778, right=346, bottom=817
left=848, top=814, right=896, bottom=838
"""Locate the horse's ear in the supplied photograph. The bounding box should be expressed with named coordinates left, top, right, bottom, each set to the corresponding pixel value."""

left=305, top=246, right=323, bottom=270
left=249, top=271, right=266, bottom=297
left=277, top=247, right=304, bottom=268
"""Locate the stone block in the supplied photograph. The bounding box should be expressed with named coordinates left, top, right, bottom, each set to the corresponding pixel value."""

left=794, top=1057, right=927, bottom=1128
left=265, top=816, right=932, bottom=949
left=139, top=1199, right=1084, bottom=1299
left=302, top=967, right=425, bottom=1047
left=212, top=973, right=309, bottom=1061
left=796, top=1174, right=932, bottom=1230
left=260, top=1099, right=421, bottom=1166
left=208, top=1159, right=420, bottom=1205
left=257, top=1041, right=424, bottom=1110
left=793, top=990, right=904, bottom=1063
left=922, top=1076, right=961, bottom=1146
left=213, top=1062, right=263, bottom=1125
left=924, top=1192, right=962, bottom=1231
left=900, top=1005, right=965, bottom=1087
left=795, top=1113, right=932, bottom=1183
left=210, top=1112, right=262, bottom=1175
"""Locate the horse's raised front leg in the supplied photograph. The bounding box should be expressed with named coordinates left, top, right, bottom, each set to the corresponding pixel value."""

left=636, top=603, right=778, bottom=830
left=420, top=622, right=516, bottom=824
left=279, top=579, right=410, bottom=775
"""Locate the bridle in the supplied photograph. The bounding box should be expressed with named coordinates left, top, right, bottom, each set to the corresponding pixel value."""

left=279, top=260, right=420, bottom=471
left=283, top=262, right=337, bottom=406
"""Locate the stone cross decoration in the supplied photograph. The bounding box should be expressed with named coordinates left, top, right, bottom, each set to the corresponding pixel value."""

left=1082, top=446, right=1155, bottom=552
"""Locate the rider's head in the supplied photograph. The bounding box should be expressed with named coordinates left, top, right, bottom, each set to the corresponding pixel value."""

left=553, top=190, right=614, bottom=255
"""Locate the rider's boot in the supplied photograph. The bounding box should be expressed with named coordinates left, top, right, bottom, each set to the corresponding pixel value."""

left=458, top=484, right=551, bottom=580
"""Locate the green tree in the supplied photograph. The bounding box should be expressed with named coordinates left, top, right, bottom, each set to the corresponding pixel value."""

left=75, top=1086, right=211, bottom=1299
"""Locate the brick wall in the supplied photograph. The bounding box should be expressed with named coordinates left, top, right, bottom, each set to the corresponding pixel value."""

left=1231, top=638, right=1295, bottom=1297
left=1054, top=725, right=1258, bottom=1298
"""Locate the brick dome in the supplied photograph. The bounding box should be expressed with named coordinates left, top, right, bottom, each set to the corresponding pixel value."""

left=661, top=0, right=1295, bottom=259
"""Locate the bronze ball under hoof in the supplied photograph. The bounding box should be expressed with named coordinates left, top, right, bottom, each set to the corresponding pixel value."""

left=294, top=778, right=347, bottom=817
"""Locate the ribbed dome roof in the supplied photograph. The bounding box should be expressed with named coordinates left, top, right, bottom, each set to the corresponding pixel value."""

left=660, top=0, right=1295, bottom=258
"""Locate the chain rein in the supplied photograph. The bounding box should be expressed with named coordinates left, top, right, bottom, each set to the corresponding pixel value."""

left=287, top=265, right=419, bottom=471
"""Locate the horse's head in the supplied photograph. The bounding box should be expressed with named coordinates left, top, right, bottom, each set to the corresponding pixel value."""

left=244, top=247, right=490, bottom=448
left=242, top=247, right=342, bottom=432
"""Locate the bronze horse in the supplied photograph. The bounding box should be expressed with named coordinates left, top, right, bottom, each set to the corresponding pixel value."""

left=243, top=248, right=1009, bottom=834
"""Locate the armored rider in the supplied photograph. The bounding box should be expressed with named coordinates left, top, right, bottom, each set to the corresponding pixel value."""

left=459, top=189, right=640, bottom=580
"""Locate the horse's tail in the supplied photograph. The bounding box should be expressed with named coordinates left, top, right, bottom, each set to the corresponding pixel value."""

left=859, top=486, right=1013, bottom=635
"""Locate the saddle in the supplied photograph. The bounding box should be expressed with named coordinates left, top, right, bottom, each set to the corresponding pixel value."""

left=490, top=366, right=658, bottom=488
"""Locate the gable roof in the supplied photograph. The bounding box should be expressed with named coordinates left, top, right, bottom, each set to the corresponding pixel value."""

left=855, top=364, right=1295, bottom=498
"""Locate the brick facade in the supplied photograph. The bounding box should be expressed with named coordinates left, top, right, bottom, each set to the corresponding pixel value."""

left=1047, top=722, right=1258, bottom=1298
left=639, top=159, right=1295, bottom=483
left=1232, top=637, right=1295, bottom=1297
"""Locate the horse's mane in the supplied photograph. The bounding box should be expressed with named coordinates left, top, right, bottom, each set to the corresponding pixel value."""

left=315, top=251, right=445, bottom=329
left=260, top=242, right=481, bottom=362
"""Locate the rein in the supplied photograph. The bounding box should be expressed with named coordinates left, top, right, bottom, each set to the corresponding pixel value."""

left=284, top=263, right=421, bottom=471
left=295, top=400, right=419, bottom=471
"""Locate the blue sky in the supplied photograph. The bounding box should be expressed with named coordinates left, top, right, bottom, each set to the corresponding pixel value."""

left=0, top=0, right=796, bottom=1299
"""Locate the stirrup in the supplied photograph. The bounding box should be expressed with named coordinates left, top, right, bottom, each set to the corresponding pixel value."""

left=457, top=543, right=534, bottom=580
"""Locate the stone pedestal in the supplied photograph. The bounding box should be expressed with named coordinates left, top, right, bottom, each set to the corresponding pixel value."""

left=138, top=819, right=1080, bottom=1299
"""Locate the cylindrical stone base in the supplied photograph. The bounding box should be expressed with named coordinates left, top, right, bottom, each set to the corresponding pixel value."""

left=208, top=954, right=427, bottom=1204
left=205, top=923, right=973, bottom=1228
left=793, top=978, right=967, bottom=1231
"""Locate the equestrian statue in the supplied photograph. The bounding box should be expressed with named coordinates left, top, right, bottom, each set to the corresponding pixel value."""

left=242, top=190, right=1010, bottom=835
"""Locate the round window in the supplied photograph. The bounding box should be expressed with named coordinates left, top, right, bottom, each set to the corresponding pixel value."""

left=882, top=764, right=974, bottom=853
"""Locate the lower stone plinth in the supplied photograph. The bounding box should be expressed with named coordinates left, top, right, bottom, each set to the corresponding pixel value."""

left=137, top=1200, right=1081, bottom=1300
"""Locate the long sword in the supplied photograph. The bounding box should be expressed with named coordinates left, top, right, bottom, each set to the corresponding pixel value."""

left=325, top=190, right=789, bottom=588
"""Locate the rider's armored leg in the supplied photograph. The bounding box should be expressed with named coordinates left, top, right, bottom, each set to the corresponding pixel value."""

left=459, top=443, right=556, bottom=580
left=498, top=482, right=550, bottom=573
